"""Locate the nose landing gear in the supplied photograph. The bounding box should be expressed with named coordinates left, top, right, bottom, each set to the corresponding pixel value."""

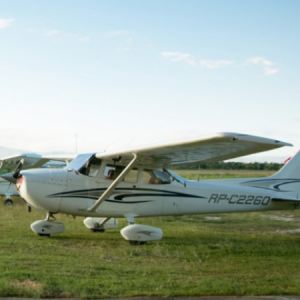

left=4, top=198, right=13, bottom=206
left=31, top=212, right=65, bottom=237
left=4, top=192, right=13, bottom=206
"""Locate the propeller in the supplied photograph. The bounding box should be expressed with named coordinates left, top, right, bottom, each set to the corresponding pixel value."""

left=1, top=159, right=25, bottom=206
left=12, top=159, right=24, bottom=179
left=1, top=159, right=24, bottom=185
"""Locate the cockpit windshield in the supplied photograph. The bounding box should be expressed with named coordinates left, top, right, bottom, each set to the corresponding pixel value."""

left=65, top=153, right=95, bottom=172
left=66, top=153, right=102, bottom=177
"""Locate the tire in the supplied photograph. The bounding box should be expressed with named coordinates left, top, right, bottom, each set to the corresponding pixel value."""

left=129, top=240, right=147, bottom=245
left=4, top=199, right=13, bottom=206
left=90, top=228, right=105, bottom=233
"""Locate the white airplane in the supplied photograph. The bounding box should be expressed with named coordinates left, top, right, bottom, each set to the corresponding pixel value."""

left=2, top=132, right=299, bottom=244
left=0, top=153, right=70, bottom=205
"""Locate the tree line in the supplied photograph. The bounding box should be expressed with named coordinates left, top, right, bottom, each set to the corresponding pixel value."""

left=172, top=161, right=284, bottom=171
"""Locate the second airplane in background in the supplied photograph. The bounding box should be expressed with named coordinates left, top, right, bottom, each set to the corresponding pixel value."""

left=0, top=153, right=71, bottom=204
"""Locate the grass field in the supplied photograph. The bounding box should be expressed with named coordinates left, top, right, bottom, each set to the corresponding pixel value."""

left=176, top=169, right=276, bottom=180
left=0, top=170, right=300, bottom=298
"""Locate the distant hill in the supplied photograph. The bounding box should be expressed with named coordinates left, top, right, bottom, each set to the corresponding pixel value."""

left=0, top=146, right=29, bottom=158
left=0, top=146, right=76, bottom=159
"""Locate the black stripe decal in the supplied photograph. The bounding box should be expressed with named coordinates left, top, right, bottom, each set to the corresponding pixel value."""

left=48, top=187, right=206, bottom=201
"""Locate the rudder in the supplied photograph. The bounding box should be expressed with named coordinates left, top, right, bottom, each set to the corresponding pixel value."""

left=270, top=149, right=300, bottom=179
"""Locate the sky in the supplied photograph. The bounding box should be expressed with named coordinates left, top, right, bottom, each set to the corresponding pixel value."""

left=1, top=0, right=300, bottom=162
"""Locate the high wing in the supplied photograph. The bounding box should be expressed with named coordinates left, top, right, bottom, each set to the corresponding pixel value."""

left=95, top=132, right=292, bottom=167
left=0, top=153, right=75, bottom=173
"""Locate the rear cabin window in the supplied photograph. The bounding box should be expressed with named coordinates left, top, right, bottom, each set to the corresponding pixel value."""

left=142, top=169, right=171, bottom=184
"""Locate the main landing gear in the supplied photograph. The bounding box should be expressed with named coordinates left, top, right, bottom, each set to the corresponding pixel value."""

left=30, top=213, right=163, bottom=245
left=83, top=217, right=119, bottom=232
left=120, top=224, right=163, bottom=245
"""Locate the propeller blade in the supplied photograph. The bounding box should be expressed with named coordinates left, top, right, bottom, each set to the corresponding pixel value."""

left=1, top=173, right=17, bottom=184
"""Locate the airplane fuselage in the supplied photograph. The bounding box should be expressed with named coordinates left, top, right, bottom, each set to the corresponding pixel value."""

left=18, top=167, right=298, bottom=219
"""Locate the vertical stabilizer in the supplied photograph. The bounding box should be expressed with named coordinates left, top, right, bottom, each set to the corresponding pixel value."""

left=270, top=150, right=300, bottom=179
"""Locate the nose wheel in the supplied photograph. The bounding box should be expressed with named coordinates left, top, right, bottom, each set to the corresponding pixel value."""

left=31, top=212, right=65, bottom=236
left=4, top=192, right=13, bottom=206
left=4, top=198, right=13, bottom=206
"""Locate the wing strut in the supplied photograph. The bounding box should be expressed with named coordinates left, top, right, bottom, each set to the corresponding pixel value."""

left=87, top=153, right=138, bottom=213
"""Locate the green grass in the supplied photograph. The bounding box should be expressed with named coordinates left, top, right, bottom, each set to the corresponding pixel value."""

left=0, top=170, right=300, bottom=298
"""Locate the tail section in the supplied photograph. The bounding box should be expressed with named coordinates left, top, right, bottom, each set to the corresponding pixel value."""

left=262, top=149, right=300, bottom=197
left=241, top=150, right=300, bottom=196
left=270, top=150, right=300, bottom=180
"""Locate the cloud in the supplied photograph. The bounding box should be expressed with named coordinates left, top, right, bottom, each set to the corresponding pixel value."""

left=46, top=30, right=60, bottom=36
left=45, top=30, right=90, bottom=44
left=160, top=52, right=197, bottom=66
left=263, top=66, right=279, bottom=75
left=199, top=59, right=234, bottom=69
left=78, top=36, right=90, bottom=43
left=106, top=30, right=129, bottom=37
left=245, top=57, right=279, bottom=75
left=160, top=52, right=278, bottom=75
left=161, top=52, right=234, bottom=68
left=0, top=18, right=14, bottom=29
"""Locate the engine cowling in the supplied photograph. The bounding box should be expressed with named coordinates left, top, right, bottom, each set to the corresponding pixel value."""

left=120, top=224, right=163, bottom=244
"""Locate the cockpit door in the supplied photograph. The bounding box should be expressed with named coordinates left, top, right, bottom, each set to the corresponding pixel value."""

left=93, top=164, right=139, bottom=213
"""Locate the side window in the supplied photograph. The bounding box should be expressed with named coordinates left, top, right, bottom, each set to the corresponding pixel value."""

left=153, top=170, right=171, bottom=184
left=104, top=166, right=124, bottom=180
left=87, top=157, right=102, bottom=177
left=124, top=169, right=138, bottom=183
left=104, top=166, right=118, bottom=180
left=78, top=155, right=101, bottom=177
left=142, top=170, right=153, bottom=184
left=142, top=169, right=171, bottom=184
left=104, top=165, right=137, bottom=183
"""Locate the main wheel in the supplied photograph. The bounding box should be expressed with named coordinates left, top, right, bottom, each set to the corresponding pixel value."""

left=129, top=240, right=147, bottom=245
left=90, top=228, right=105, bottom=232
left=91, top=222, right=105, bottom=232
